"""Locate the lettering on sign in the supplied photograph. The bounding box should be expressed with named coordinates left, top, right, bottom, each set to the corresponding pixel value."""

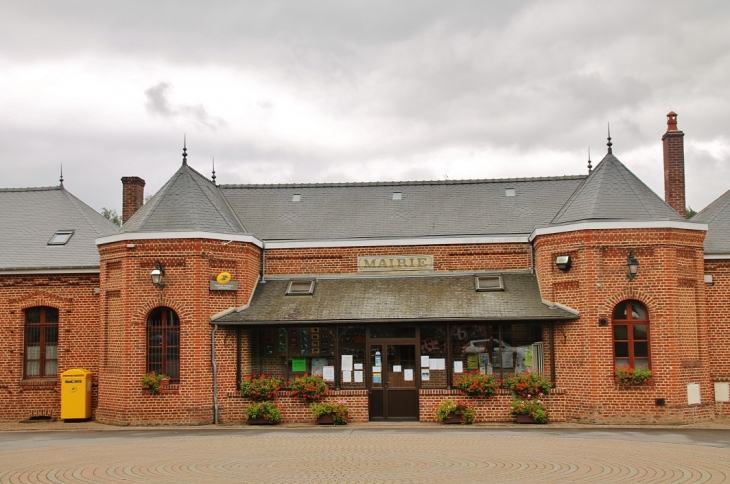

left=357, top=255, right=433, bottom=272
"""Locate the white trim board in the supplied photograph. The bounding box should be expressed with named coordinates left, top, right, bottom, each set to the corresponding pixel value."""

left=96, top=232, right=264, bottom=248
left=529, top=221, right=707, bottom=241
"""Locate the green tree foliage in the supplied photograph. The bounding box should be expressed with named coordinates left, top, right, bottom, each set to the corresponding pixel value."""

left=101, top=207, right=121, bottom=227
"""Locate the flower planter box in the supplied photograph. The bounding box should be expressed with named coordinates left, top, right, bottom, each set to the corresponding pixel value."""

left=316, top=414, right=336, bottom=425
left=515, top=414, right=545, bottom=424
left=442, top=413, right=464, bottom=424
left=247, top=417, right=276, bottom=425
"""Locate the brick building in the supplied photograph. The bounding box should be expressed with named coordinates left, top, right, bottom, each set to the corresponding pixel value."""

left=2, top=113, right=729, bottom=425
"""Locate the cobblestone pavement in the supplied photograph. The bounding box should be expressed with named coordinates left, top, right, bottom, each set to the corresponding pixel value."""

left=1, top=425, right=730, bottom=483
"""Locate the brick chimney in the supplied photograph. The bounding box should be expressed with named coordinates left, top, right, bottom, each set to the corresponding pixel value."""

left=662, top=111, right=686, bottom=218
left=121, top=176, right=146, bottom=224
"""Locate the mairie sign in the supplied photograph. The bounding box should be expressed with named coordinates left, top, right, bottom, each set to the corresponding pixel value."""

left=357, top=255, right=433, bottom=272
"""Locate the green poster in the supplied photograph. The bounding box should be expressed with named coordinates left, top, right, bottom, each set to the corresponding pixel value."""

left=292, top=358, right=307, bottom=372
left=467, top=353, right=479, bottom=370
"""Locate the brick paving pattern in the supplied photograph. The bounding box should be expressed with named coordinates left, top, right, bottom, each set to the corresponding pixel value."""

left=1, top=429, right=730, bottom=483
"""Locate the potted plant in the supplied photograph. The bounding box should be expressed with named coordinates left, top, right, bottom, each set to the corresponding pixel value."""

left=311, top=401, right=349, bottom=425
left=614, top=366, right=652, bottom=386
left=503, top=371, right=552, bottom=398
left=245, top=401, right=282, bottom=425
left=239, top=374, right=284, bottom=401
left=140, top=372, right=169, bottom=395
left=290, top=374, right=328, bottom=403
left=509, top=396, right=548, bottom=423
left=435, top=399, right=476, bottom=425
left=454, top=373, right=499, bottom=398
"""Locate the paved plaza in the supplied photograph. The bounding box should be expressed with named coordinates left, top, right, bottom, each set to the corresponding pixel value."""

left=1, top=424, right=730, bottom=483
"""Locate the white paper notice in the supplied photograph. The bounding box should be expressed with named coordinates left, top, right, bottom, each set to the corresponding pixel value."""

left=435, top=358, right=446, bottom=370
left=341, top=355, right=353, bottom=371
left=354, top=370, right=363, bottom=383
left=404, top=369, right=414, bottom=381
left=354, top=363, right=363, bottom=370
left=322, top=366, right=335, bottom=382
left=393, top=365, right=402, bottom=373
left=454, top=361, right=464, bottom=373
left=429, top=359, right=438, bottom=370
left=421, top=355, right=430, bottom=368
left=342, top=370, right=352, bottom=383
left=421, top=369, right=430, bottom=381
left=373, top=366, right=382, bottom=373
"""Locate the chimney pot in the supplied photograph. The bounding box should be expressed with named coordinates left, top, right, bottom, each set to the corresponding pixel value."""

left=661, top=111, right=686, bottom=218
left=121, top=176, right=146, bottom=224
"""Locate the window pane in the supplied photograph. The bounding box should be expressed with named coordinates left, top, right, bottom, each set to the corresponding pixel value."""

left=613, top=325, right=628, bottom=341
left=26, top=345, right=40, bottom=360
left=26, top=360, right=40, bottom=376
left=46, top=344, right=58, bottom=360
left=149, top=331, right=162, bottom=347
left=633, top=325, right=647, bottom=340
left=631, top=303, right=646, bottom=320
left=612, top=302, right=628, bottom=320
left=26, top=327, right=41, bottom=344
left=370, top=325, right=415, bottom=338
left=614, top=342, right=629, bottom=357
left=26, top=308, right=41, bottom=323
left=420, top=324, right=446, bottom=355
left=634, top=358, right=649, bottom=370
left=46, top=326, right=58, bottom=344
left=615, top=358, right=629, bottom=368
left=634, top=342, right=648, bottom=357
left=45, top=308, right=59, bottom=323
left=45, top=360, right=57, bottom=376
left=167, top=330, right=179, bottom=346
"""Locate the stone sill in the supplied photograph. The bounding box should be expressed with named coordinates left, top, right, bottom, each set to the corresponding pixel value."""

left=19, top=378, right=58, bottom=388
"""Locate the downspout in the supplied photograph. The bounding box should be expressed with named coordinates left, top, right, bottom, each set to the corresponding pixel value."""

left=261, top=241, right=267, bottom=283
left=211, top=324, right=219, bottom=424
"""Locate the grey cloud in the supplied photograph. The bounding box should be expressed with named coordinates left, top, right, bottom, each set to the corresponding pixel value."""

left=144, top=82, right=227, bottom=130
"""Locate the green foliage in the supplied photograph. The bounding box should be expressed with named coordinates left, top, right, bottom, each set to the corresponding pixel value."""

left=140, top=372, right=169, bottom=395
left=245, top=401, right=282, bottom=424
left=100, top=207, right=121, bottom=227
left=240, top=374, right=284, bottom=401
left=614, top=366, right=653, bottom=386
left=310, top=401, right=349, bottom=425
left=686, top=206, right=697, bottom=219
left=503, top=371, right=552, bottom=398
left=454, top=373, right=499, bottom=398
left=509, top=397, right=548, bottom=423
left=435, top=399, right=476, bottom=425
left=290, top=374, right=328, bottom=403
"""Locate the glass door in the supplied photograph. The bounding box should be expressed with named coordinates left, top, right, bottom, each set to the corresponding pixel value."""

left=368, top=343, right=419, bottom=421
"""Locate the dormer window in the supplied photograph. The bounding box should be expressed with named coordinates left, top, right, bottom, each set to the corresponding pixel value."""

left=48, top=230, right=74, bottom=245
left=286, top=280, right=315, bottom=295
left=475, top=275, right=504, bottom=291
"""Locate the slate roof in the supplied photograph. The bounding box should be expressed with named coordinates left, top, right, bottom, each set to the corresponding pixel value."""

left=550, top=153, right=685, bottom=226
left=694, top=188, right=730, bottom=254
left=220, top=176, right=586, bottom=240
left=120, top=164, right=246, bottom=234
left=0, top=186, right=118, bottom=271
left=212, top=273, right=578, bottom=324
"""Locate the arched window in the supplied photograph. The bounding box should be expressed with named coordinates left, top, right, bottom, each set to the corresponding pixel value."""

left=25, top=307, right=59, bottom=378
left=147, top=307, right=180, bottom=382
left=612, top=300, right=649, bottom=370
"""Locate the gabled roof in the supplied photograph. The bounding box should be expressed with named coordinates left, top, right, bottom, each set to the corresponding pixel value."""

left=0, top=186, right=118, bottom=271
left=694, top=188, right=730, bottom=254
left=120, top=164, right=247, bottom=234
left=221, top=176, right=585, bottom=240
left=212, top=272, right=578, bottom=324
left=550, top=153, right=685, bottom=226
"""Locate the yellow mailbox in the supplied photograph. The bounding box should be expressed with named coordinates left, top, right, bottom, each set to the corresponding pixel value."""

left=60, top=368, right=93, bottom=420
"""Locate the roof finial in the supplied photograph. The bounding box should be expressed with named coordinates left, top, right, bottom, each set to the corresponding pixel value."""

left=587, top=147, right=592, bottom=174
left=211, top=157, right=217, bottom=184
left=606, top=123, right=613, bottom=154
left=59, top=164, right=64, bottom=186
left=182, top=135, right=188, bottom=166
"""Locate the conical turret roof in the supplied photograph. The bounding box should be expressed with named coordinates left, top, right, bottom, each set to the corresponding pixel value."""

left=694, top=188, right=730, bottom=254
left=550, top=152, right=685, bottom=226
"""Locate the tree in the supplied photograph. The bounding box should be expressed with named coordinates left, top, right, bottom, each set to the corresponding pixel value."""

left=101, top=207, right=121, bottom=227
left=686, top=206, right=697, bottom=219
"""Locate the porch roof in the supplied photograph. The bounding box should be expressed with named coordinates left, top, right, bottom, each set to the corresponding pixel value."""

left=211, top=272, right=578, bottom=325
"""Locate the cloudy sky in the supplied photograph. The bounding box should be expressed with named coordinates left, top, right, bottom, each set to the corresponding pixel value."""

left=1, top=1, right=729, bottom=215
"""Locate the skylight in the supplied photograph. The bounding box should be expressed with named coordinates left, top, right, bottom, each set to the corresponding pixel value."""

left=474, top=275, right=504, bottom=291
left=292, top=194, right=301, bottom=202
left=505, top=189, right=516, bottom=197
left=392, top=192, right=402, bottom=200
left=48, top=230, right=74, bottom=245
left=286, top=280, right=315, bottom=295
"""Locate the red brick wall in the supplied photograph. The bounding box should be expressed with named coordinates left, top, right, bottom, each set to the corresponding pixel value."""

left=533, top=228, right=713, bottom=423
left=704, top=259, right=730, bottom=416
left=222, top=391, right=369, bottom=424
left=121, top=176, right=145, bottom=224
left=0, top=273, right=101, bottom=421
left=265, top=243, right=531, bottom=275
left=95, top=238, right=261, bottom=425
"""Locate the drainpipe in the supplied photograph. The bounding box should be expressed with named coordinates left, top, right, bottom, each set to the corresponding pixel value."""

left=211, top=324, right=219, bottom=424
left=261, top=241, right=267, bottom=283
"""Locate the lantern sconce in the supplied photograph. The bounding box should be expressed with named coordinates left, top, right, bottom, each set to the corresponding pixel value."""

left=626, top=249, right=639, bottom=281
left=555, top=255, right=571, bottom=271
left=150, top=260, right=165, bottom=289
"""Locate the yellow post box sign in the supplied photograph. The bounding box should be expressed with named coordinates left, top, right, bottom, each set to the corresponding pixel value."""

left=211, top=271, right=238, bottom=291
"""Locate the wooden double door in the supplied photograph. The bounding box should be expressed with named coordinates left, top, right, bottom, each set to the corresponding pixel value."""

left=367, top=342, right=419, bottom=421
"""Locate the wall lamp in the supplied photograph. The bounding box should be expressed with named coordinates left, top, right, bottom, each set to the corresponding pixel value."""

left=150, top=260, right=166, bottom=288
left=627, top=249, right=639, bottom=281
left=555, top=255, right=571, bottom=271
